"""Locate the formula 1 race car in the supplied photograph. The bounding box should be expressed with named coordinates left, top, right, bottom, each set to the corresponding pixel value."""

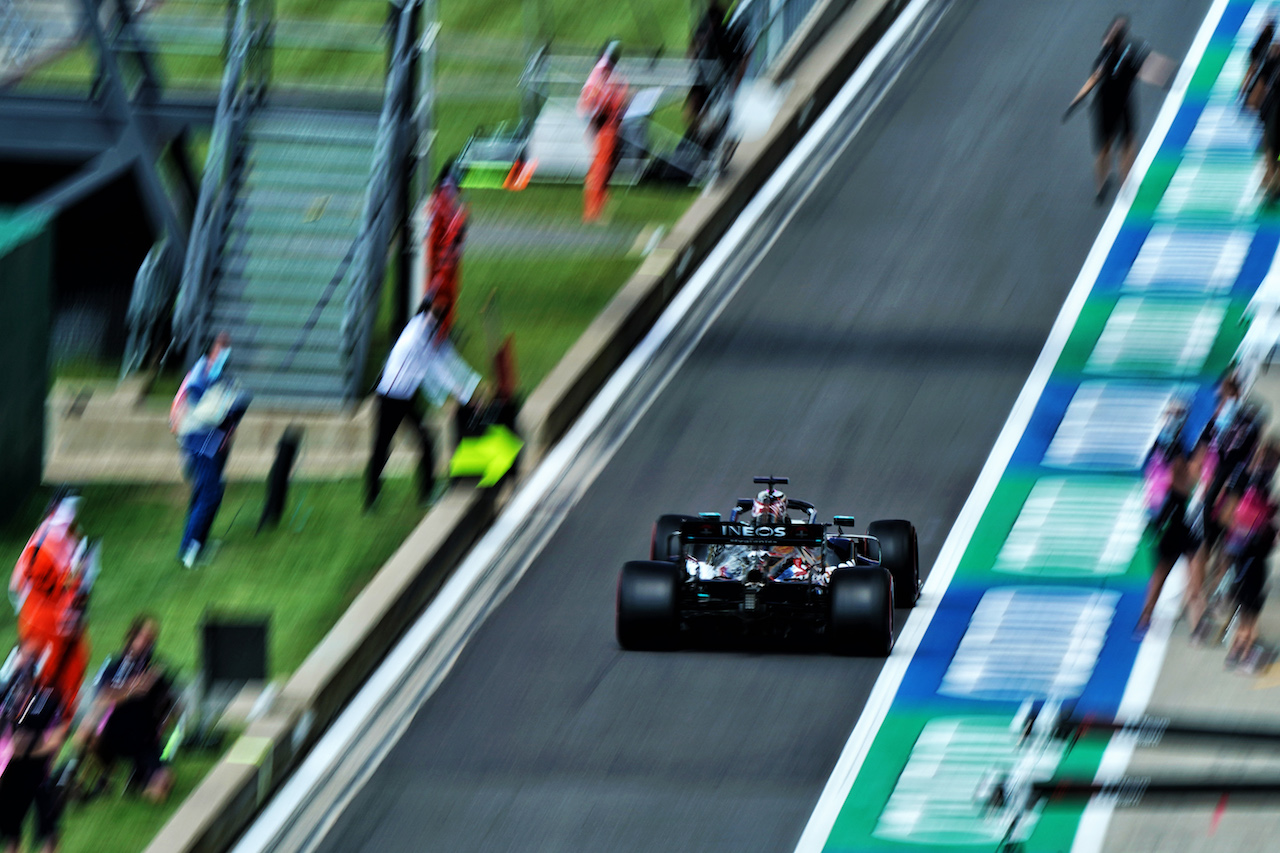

left=616, top=477, right=919, bottom=656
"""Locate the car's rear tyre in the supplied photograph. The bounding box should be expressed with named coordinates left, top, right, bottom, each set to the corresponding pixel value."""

left=651, top=514, right=699, bottom=561
left=827, top=567, right=894, bottom=656
left=617, top=560, right=683, bottom=650
left=869, top=519, right=919, bottom=609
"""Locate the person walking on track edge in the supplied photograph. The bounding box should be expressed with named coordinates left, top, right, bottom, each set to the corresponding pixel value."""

left=1065, top=15, right=1150, bottom=203
left=578, top=41, right=629, bottom=223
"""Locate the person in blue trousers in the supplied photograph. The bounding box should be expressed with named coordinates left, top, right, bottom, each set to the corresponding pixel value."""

left=171, top=333, right=251, bottom=568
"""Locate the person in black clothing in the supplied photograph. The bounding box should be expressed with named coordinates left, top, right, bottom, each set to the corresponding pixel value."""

left=1066, top=15, right=1150, bottom=202
left=686, top=1, right=747, bottom=141
left=1185, top=379, right=1251, bottom=628
left=1227, top=518, right=1276, bottom=673
left=1241, top=17, right=1275, bottom=111
left=1198, top=403, right=1264, bottom=593
left=75, top=618, right=175, bottom=803
left=1255, top=42, right=1280, bottom=195
left=1191, top=438, right=1278, bottom=645
left=0, top=643, right=70, bottom=853
left=1136, top=435, right=1204, bottom=638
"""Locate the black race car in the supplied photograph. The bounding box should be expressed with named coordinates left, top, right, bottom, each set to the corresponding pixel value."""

left=616, top=477, right=919, bottom=656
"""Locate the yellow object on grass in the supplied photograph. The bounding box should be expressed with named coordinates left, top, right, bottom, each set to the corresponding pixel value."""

left=448, top=424, right=523, bottom=486
left=460, top=163, right=512, bottom=190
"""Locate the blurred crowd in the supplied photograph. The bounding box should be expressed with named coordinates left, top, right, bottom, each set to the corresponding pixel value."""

left=1141, top=371, right=1279, bottom=673
left=4, top=495, right=177, bottom=852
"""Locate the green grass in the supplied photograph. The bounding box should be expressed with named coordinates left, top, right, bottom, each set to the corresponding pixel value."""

left=0, top=479, right=426, bottom=679
left=455, top=254, right=641, bottom=388
left=448, top=182, right=695, bottom=389
left=442, top=0, right=693, bottom=49
left=437, top=99, right=525, bottom=165
left=468, top=182, right=697, bottom=227
left=55, top=749, right=222, bottom=853
left=276, top=0, right=387, bottom=24
left=0, top=477, right=425, bottom=852
left=20, top=0, right=696, bottom=92
left=50, top=358, right=121, bottom=388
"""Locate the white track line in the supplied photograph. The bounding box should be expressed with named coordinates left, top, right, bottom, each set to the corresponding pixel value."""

left=791, top=1, right=1230, bottom=850
left=234, top=1, right=946, bottom=850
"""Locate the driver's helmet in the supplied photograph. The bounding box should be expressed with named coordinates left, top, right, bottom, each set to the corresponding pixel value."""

left=752, top=489, right=788, bottom=526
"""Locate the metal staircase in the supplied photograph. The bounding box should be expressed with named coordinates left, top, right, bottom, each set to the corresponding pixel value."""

left=1, top=0, right=85, bottom=87
left=212, top=107, right=379, bottom=405
left=170, top=0, right=434, bottom=410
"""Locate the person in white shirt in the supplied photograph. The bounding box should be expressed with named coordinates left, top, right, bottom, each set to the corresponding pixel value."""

left=365, top=299, right=481, bottom=510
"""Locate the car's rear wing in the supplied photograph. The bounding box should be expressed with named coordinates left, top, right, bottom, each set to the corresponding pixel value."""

left=679, top=520, right=826, bottom=547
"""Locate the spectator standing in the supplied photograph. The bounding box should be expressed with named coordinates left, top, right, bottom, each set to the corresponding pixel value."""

left=171, top=333, right=252, bottom=568
left=424, top=161, right=467, bottom=338
left=578, top=42, right=629, bottom=223
left=1136, top=435, right=1204, bottom=637
left=1226, top=518, right=1276, bottom=673
left=1241, top=17, right=1276, bottom=111
left=365, top=300, right=481, bottom=511
left=1066, top=15, right=1150, bottom=202
left=1256, top=43, right=1280, bottom=195
left=1183, top=375, right=1246, bottom=628
left=1214, top=439, right=1278, bottom=573
left=686, top=2, right=747, bottom=137
left=1194, top=401, right=1266, bottom=624
left=0, top=643, right=71, bottom=853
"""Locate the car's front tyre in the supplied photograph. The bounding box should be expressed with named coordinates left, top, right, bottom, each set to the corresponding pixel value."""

left=651, top=514, right=699, bottom=561
left=868, top=519, right=919, bottom=609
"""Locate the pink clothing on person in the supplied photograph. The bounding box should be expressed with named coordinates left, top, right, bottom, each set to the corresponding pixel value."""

left=1144, top=454, right=1172, bottom=519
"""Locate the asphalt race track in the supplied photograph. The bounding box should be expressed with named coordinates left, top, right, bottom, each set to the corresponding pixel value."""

left=313, top=1, right=1210, bottom=850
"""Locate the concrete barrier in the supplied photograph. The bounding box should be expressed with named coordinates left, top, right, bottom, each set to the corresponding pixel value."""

left=45, top=383, right=429, bottom=483
left=145, top=1, right=913, bottom=850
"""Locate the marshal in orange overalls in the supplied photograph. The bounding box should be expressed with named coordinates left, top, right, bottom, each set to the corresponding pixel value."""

left=10, top=504, right=91, bottom=711
left=578, top=56, right=629, bottom=223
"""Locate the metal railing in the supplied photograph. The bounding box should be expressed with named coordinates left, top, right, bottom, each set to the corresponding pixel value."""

left=340, top=0, right=421, bottom=400
left=169, top=0, right=271, bottom=360
left=122, top=237, right=182, bottom=376
left=0, top=1, right=38, bottom=70
left=518, top=0, right=823, bottom=99
left=730, top=0, right=825, bottom=76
